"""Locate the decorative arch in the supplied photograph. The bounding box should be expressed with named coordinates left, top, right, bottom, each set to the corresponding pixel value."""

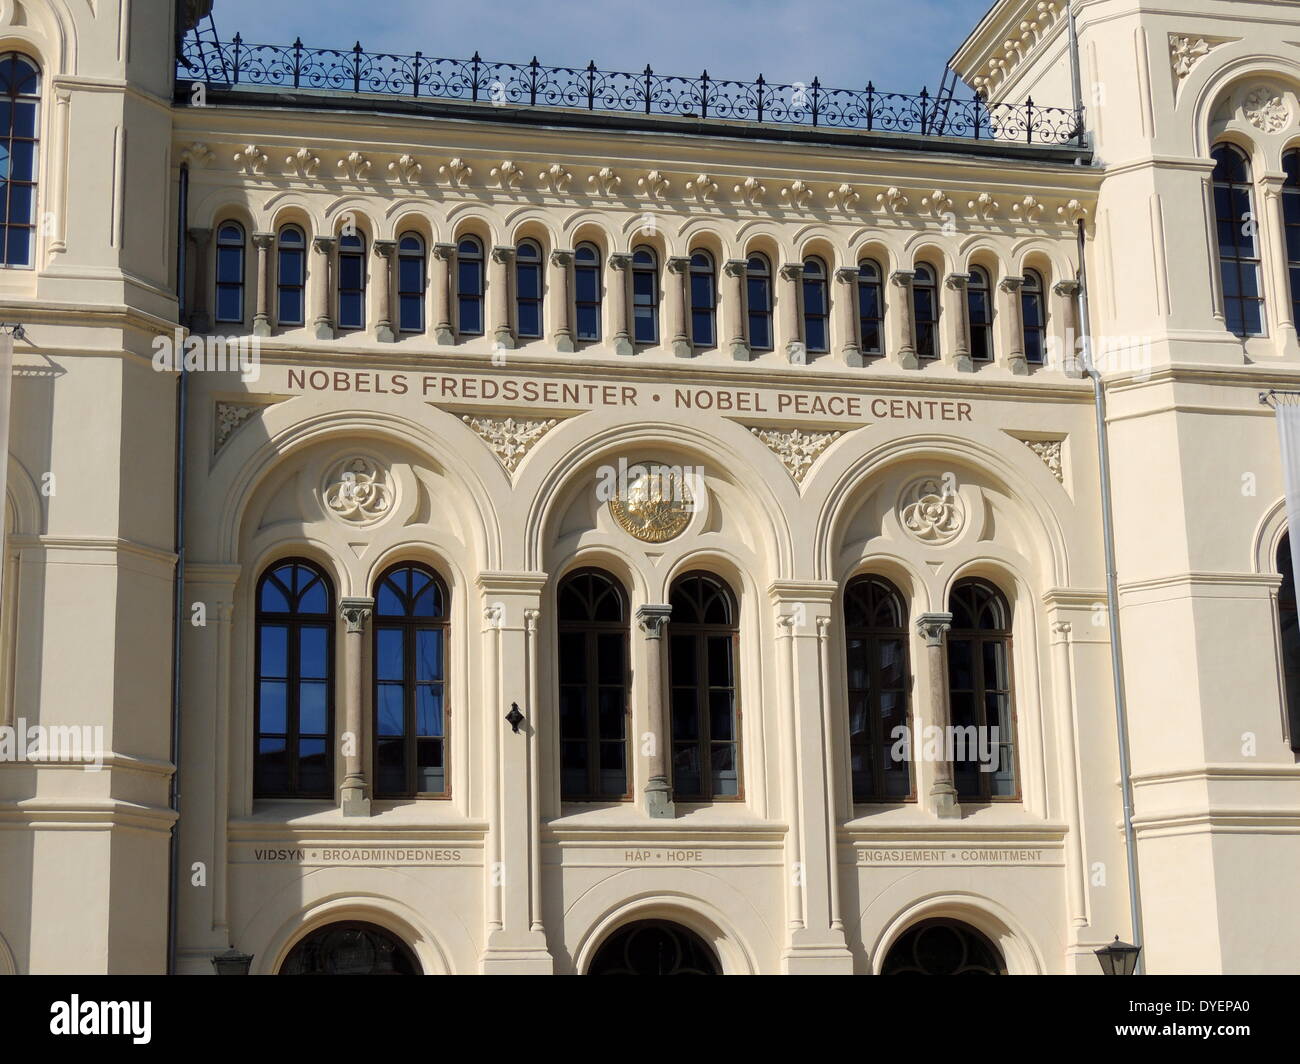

left=868, top=892, right=1048, bottom=975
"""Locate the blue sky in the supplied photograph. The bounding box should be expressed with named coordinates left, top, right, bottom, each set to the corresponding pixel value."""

left=210, top=0, right=995, bottom=96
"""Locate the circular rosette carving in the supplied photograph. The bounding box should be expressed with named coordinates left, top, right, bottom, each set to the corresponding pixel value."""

left=1244, top=86, right=1291, bottom=133
left=322, top=456, right=395, bottom=526
left=608, top=464, right=696, bottom=543
left=898, top=477, right=964, bottom=545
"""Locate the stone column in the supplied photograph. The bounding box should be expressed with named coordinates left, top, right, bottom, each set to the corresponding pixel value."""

left=372, top=239, right=396, bottom=343
left=339, top=597, right=374, bottom=817
left=834, top=266, right=863, bottom=367
left=636, top=604, right=674, bottom=819
left=431, top=242, right=456, bottom=345
left=1053, top=280, right=1083, bottom=378
left=917, top=613, right=959, bottom=819
left=665, top=255, right=692, bottom=358
left=189, top=227, right=212, bottom=333
left=608, top=253, right=634, bottom=356
left=1000, top=276, right=1028, bottom=375
left=311, top=236, right=336, bottom=340
left=723, top=258, right=751, bottom=362
left=549, top=248, right=575, bottom=352
left=890, top=270, right=918, bottom=370
left=1050, top=619, right=1089, bottom=936
left=945, top=272, right=974, bottom=373
left=490, top=245, right=515, bottom=349
left=1261, top=179, right=1294, bottom=338
left=779, top=262, right=804, bottom=363
left=251, top=232, right=274, bottom=337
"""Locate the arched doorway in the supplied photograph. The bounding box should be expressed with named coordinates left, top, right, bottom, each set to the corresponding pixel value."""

left=881, top=918, right=1005, bottom=975
left=279, top=921, right=422, bottom=975
left=588, top=920, right=721, bottom=975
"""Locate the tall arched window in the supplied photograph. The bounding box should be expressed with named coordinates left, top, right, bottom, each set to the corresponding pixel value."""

left=1022, top=269, right=1046, bottom=365
left=632, top=246, right=659, bottom=344
left=277, top=225, right=306, bottom=326
left=690, top=250, right=716, bottom=348
left=516, top=238, right=543, bottom=339
left=337, top=231, right=366, bottom=330
left=1282, top=150, right=1300, bottom=329
left=747, top=253, right=773, bottom=351
left=255, top=560, right=334, bottom=798
left=0, top=54, right=39, bottom=267
left=557, top=569, right=630, bottom=800
left=947, top=579, right=1016, bottom=800
left=397, top=232, right=426, bottom=333
left=881, top=919, right=1006, bottom=975
left=968, top=265, right=993, bottom=361
left=281, top=922, right=422, bottom=975
left=844, top=575, right=912, bottom=802
left=215, top=222, right=246, bottom=324
left=1277, top=534, right=1300, bottom=750
left=803, top=256, right=829, bottom=354
left=858, top=259, right=884, bottom=356
left=668, top=572, right=740, bottom=800
left=1213, top=143, right=1264, bottom=337
left=457, top=235, right=485, bottom=336
left=574, top=242, right=602, bottom=342
left=373, top=563, right=449, bottom=798
left=913, top=263, right=939, bottom=359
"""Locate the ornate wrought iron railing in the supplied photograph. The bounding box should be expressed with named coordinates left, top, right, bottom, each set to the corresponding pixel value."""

left=176, top=35, right=1085, bottom=147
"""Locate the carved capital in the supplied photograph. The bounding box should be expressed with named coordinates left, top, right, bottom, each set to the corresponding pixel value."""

left=251, top=231, right=275, bottom=250
left=550, top=248, right=574, bottom=267
left=666, top=256, right=691, bottom=275
left=999, top=276, right=1025, bottom=293
left=779, top=262, right=803, bottom=282
left=373, top=239, right=396, bottom=259
left=834, top=266, right=858, bottom=285
left=339, top=597, right=375, bottom=634
left=723, top=258, right=748, bottom=278
left=890, top=269, right=915, bottom=288
left=432, top=241, right=457, bottom=261
left=189, top=226, right=212, bottom=248
left=636, top=603, right=673, bottom=638
left=1053, top=280, right=1081, bottom=298
left=945, top=272, right=969, bottom=291
left=916, top=612, right=953, bottom=647
left=608, top=252, right=632, bottom=271
left=312, top=236, right=336, bottom=255
left=490, top=245, right=515, bottom=265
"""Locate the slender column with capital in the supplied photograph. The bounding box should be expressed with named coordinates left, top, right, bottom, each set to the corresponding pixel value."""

left=723, top=259, right=751, bottom=362
left=1053, top=280, right=1083, bottom=378
left=890, top=270, right=918, bottom=370
left=945, top=272, right=973, bottom=373
left=665, top=256, right=691, bottom=358
left=549, top=249, right=575, bottom=352
left=311, top=236, right=336, bottom=340
left=431, top=242, right=456, bottom=345
left=779, top=262, right=804, bottom=363
left=251, top=232, right=274, bottom=337
left=1261, top=179, right=1294, bottom=339
left=1050, top=620, right=1089, bottom=938
left=490, top=245, right=515, bottom=349
left=917, top=613, right=959, bottom=819
left=834, top=266, right=863, bottom=367
left=605, top=252, right=633, bottom=355
left=636, top=604, right=674, bottom=819
left=339, top=597, right=374, bottom=817
left=1000, top=276, right=1028, bottom=375
left=189, top=227, right=213, bottom=333
left=372, top=239, right=396, bottom=342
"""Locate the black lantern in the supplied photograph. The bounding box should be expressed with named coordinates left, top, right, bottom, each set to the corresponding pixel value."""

left=1094, top=936, right=1141, bottom=975
left=211, top=947, right=254, bottom=975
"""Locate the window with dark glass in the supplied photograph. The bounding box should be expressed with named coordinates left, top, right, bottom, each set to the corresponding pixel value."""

left=516, top=238, right=543, bottom=339
left=255, top=560, right=333, bottom=798
left=373, top=564, right=448, bottom=798
left=215, top=222, right=245, bottom=324
left=1022, top=269, right=1046, bottom=365
left=0, top=54, right=39, bottom=267
left=337, top=231, right=366, bottom=330
left=1212, top=143, right=1265, bottom=337
left=457, top=235, right=484, bottom=336
left=844, top=575, right=912, bottom=802
left=397, top=232, right=426, bottom=333
left=1282, top=150, right=1300, bottom=329
left=947, top=579, right=1017, bottom=800
left=632, top=246, right=659, bottom=344
left=668, top=573, right=740, bottom=800
left=575, top=242, right=601, bottom=342
left=913, top=263, right=939, bottom=359
left=1276, top=534, right=1300, bottom=751
left=858, top=259, right=884, bottom=355
left=277, top=225, right=306, bottom=326
left=747, top=253, right=773, bottom=351
left=968, top=265, right=993, bottom=361
left=558, top=569, right=630, bottom=800
left=803, top=257, right=829, bottom=354
left=690, top=250, right=716, bottom=347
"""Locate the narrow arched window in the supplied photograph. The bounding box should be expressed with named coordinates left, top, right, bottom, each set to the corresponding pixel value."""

left=575, top=242, right=601, bottom=342
left=373, top=563, right=449, bottom=798
left=1276, top=534, right=1300, bottom=750
left=690, top=250, right=716, bottom=348
left=516, top=238, right=543, bottom=339
left=397, top=232, right=426, bottom=333
left=913, top=263, right=939, bottom=359
left=803, top=256, right=829, bottom=354
left=1022, top=268, right=1046, bottom=365
left=255, top=560, right=334, bottom=798
left=632, top=246, right=659, bottom=344
left=457, top=235, right=484, bottom=336
left=215, top=222, right=246, bottom=324
left=858, top=259, right=884, bottom=356
left=844, top=575, right=912, bottom=802
left=0, top=54, right=39, bottom=267
left=1213, top=143, right=1264, bottom=337
left=337, top=231, right=366, bottom=330
left=747, top=253, right=773, bottom=351
left=968, top=265, right=993, bottom=361
left=1282, top=150, right=1300, bottom=329
left=277, top=225, right=306, bottom=326
left=947, top=579, right=1016, bottom=800
left=668, top=572, right=740, bottom=800
left=558, top=569, right=629, bottom=800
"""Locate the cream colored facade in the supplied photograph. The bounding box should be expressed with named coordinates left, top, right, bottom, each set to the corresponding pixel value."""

left=0, top=0, right=1297, bottom=975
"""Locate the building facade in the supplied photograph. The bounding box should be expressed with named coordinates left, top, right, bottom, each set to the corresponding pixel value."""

left=0, top=0, right=1298, bottom=975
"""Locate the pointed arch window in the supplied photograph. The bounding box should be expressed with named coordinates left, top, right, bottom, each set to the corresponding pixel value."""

left=857, top=259, right=884, bottom=356
left=913, top=263, right=939, bottom=359
left=575, top=242, right=602, bottom=342
left=397, top=232, right=426, bottom=333
left=516, top=238, right=543, bottom=339
left=690, top=250, right=716, bottom=347
left=968, top=265, right=993, bottom=362
left=845, top=575, right=912, bottom=801
left=1212, top=143, right=1264, bottom=337
left=277, top=225, right=306, bottom=326
left=456, top=235, right=485, bottom=336
left=632, top=246, right=659, bottom=344
left=947, top=579, right=1017, bottom=800
left=215, top=222, right=246, bottom=324
left=337, top=231, right=366, bottom=330
left=0, top=54, right=39, bottom=267
left=1022, top=268, right=1046, bottom=365
left=1282, top=149, right=1300, bottom=329
left=747, top=253, right=773, bottom=351
left=803, top=256, right=829, bottom=354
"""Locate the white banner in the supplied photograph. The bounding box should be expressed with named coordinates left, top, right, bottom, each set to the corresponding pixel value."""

left=1273, top=395, right=1300, bottom=585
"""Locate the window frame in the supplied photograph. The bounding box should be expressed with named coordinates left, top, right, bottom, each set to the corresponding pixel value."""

left=456, top=235, right=485, bottom=337
left=1276, top=533, right=1300, bottom=752
left=574, top=241, right=602, bottom=343
left=967, top=265, right=993, bottom=362
left=689, top=249, right=717, bottom=349
left=214, top=221, right=247, bottom=325
left=857, top=259, right=884, bottom=356
left=1282, top=149, right=1300, bottom=332
left=632, top=246, right=660, bottom=345
left=746, top=253, right=774, bottom=352
left=515, top=237, right=544, bottom=340
left=276, top=224, right=306, bottom=327
left=802, top=256, right=830, bottom=354
left=1021, top=268, right=1047, bottom=365
left=337, top=230, right=367, bottom=331
left=0, top=53, right=40, bottom=269
left=913, top=263, right=940, bottom=359
left=397, top=232, right=426, bottom=334
left=1212, top=142, right=1266, bottom=338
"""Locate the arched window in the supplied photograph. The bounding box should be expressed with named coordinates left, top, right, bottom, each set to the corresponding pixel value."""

left=1022, top=268, right=1046, bottom=365
left=373, top=563, right=449, bottom=798
left=557, top=569, right=629, bottom=800
left=844, top=575, right=912, bottom=802
left=277, top=225, right=306, bottom=326
left=255, top=560, right=334, bottom=798
left=1277, top=534, right=1300, bottom=750
left=588, top=921, right=721, bottom=975
left=913, top=263, right=939, bottom=359
left=968, top=265, right=993, bottom=361
left=215, top=222, right=246, bottom=324
left=516, top=238, right=543, bottom=339
left=457, top=235, right=485, bottom=336
left=575, top=242, right=601, bottom=342
left=281, top=922, right=422, bottom=975
left=690, top=250, right=716, bottom=348
left=632, top=246, right=659, bottom=344
left=337, top=231, right=366, bottom=330
left=668, top=572, right=740, bottom=800
left=0, top=54, right=40, bottom=268
left=947, top=579, right=1016, bottom=800
left=803, top=256, right=829, bottom=354
left=858, top=259, right=884, bottom=356
left=746, top=253, right=773, bottom=351
left=1282, top=150, right=1300, bottom=329
left=397, top=232, right=426, bottom=333
left=1212, top=143, right=1264, bottom=337
left=881, top=919, right=1006, bottom=975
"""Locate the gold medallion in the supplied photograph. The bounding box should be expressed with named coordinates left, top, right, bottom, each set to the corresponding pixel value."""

left=608, top=464, right=696, bottom=543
